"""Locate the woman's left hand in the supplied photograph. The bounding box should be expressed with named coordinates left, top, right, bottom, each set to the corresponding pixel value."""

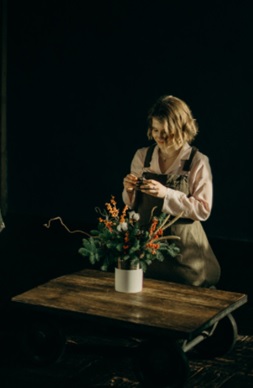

left=140, top=179, right=167, bottom=199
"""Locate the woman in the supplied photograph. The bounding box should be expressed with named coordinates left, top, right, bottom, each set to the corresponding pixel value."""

left=122, top=95, right=220, bottom=287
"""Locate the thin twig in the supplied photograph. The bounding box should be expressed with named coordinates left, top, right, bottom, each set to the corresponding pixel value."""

left=159, top=213, right=172, bottom=231
left=43, top=217, right=91, bottom=237
left=149, top=206, right=158, bottom=223
left=152, top=235, right=181, bottom=242
left=162, top=211, right=184, bottom=232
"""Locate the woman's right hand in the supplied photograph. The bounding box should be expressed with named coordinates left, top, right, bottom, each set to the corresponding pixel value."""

left=123, top=173, right=138, bottom=192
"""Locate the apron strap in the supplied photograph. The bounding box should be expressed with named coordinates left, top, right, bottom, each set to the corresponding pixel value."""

left=144, top=143, right=156, bottom=168
left=183, top=146, right=198, bottom=171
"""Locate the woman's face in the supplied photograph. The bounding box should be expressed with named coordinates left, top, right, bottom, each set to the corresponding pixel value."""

left=151, top=118, right=175, bottom=150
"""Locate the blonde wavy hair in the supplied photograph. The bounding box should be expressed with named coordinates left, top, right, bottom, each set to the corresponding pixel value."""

left=147, top=95, right=199, bottom=146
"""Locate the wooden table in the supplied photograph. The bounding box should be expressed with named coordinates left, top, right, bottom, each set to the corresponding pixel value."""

left=10, top=269, right=248, bottom=387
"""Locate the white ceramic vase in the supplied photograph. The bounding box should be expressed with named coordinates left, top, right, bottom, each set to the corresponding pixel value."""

left=115, top=267, right=143, bottom=293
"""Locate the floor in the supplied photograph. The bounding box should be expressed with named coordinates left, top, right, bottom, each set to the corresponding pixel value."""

left=0, top=303, right=253, bottom=388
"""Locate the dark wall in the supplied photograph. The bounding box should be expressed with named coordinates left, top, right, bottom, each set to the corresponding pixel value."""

left=5, top=0, right=253, bottom=241
left=1, top=0, right=253, bottom=307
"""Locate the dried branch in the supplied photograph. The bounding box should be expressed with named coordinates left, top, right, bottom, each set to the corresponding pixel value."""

left=43, top=216, right=91, bottom=237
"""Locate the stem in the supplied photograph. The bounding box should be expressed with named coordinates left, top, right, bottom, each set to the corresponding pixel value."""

left=161, top=211, right=184, bottom=232
left=151, top=211, right=183, bottom=239
left=150, top=235, right=181, bottom=243
left=43, top=216, right=91, bottom=237
left=149, top=206, right=158, bottom=222
left=159, top=213, right=171, bottom=230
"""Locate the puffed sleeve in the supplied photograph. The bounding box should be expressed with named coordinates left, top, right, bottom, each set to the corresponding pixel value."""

left=162, top=153, right=213, bottom=221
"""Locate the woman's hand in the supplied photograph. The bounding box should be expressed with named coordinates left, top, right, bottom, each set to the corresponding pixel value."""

left=140, top=179, right=167, bottom=199
left=123, top=173, right=138, bottom=192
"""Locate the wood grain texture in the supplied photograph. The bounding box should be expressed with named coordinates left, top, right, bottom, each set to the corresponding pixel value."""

left=12, top=269, right=247, bottom=339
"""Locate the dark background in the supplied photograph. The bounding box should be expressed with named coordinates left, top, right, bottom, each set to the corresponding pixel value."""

left=1, top=0, right=253, bottom=300
left=6, top=0, right=253, bottom=239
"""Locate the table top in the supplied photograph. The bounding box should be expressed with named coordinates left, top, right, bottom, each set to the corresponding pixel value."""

left=11, top=269, right=247, bottom=339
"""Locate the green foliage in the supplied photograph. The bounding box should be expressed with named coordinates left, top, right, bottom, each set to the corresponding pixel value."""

left=78, top=196, right=181, bottom=272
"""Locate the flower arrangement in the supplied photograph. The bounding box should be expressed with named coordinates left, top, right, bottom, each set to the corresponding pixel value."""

left=77, top=196, right=182, bottom=272
left=44, top=196, right=182, bottom=272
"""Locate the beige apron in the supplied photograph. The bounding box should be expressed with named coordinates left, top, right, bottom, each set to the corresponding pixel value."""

left=135, top=144, right=221, bottom=287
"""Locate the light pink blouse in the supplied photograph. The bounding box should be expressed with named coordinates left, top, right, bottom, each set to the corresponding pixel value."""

left=122, top=143, right=213, bottom=222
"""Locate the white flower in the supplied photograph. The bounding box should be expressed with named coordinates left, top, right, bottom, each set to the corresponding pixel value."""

left=117, top=222, right=128, bottom=232
left=128, top=211, right=140, bottom=221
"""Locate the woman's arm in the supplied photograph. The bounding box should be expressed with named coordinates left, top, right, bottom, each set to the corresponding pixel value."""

left=122, top=148, right=146, bottom=208
left=162, top=153, right=213, bottom=221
